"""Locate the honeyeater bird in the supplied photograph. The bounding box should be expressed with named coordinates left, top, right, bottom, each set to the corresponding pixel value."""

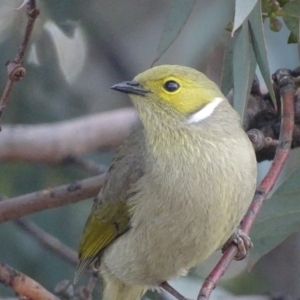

left=74, top=65, right=257, bottom=300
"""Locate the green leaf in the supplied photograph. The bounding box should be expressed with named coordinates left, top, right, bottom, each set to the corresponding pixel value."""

left=248, top=2, right=277, bottom=108
left=282, top=0, right=300, bottom=43
left=250, top=149, right=300, bottom=265
left=152, top=0, right=196, bottom=65
left=44, top=21, right=87, bottom=83
left=220, top=35, right=235, bottom=97
left=232, top=0, right=258, bottom=35
left=232, top=23, right=256, bottom=119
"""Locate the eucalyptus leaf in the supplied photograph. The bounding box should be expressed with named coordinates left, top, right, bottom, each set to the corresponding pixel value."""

left=152, top=0, right=196, bottom=65
left=232, top=0, right=258, bottom=35
left=220, top=35, right=234, bottom=97
left=44, top=21, right=87, bottom=83
left=282, top=0, right=300, bottom=43
left=250, top=149, right=300, bottom=265
left=248, top=2, right=277, bottom=108
left=233, top=23, right=256, bottom=119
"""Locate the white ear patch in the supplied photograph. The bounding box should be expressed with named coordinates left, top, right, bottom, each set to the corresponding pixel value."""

left=187, top=97, right=223, bottom=124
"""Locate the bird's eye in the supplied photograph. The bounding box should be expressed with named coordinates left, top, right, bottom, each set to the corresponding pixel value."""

left=163, top=80, right=180, bottom=92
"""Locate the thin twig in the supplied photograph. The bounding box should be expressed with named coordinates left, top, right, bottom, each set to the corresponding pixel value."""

left=0, top=0, right=39, bottom=119
left=160, top=282, right=188, bottom=300
left=197, top=70, right=295, bottom=299
left=15, top=218, right=77, bottom=265
left=0, top=174, right=105, bottom=224
left=0, top=261, right=58, bottom=300
left=64, top=155, right=108, bottom=175
left=15, top=1, right=39, bottom=63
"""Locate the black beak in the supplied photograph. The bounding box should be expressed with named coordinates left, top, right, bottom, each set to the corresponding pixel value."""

left=111, top=81, right=149, bottom=96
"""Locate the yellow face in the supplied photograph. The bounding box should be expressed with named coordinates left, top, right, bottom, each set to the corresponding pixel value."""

left=133, top=65, right=224, bottom=115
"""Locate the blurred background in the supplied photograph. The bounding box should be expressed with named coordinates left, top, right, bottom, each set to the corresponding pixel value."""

left=0, top=0, right=299, bottom=299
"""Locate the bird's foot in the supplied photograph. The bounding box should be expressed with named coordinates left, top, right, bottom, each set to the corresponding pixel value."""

left=222, top=228, right=253, bottom=260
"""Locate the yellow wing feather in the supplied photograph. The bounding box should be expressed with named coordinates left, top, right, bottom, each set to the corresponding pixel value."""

left=74, top=201, right=130, bottom=282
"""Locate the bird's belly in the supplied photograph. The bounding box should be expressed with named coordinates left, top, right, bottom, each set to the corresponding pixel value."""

left=102, top=188, right=247, bottom=286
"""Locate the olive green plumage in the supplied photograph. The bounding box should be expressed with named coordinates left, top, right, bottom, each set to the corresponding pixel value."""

left=75, top=65, right=257, bottom=300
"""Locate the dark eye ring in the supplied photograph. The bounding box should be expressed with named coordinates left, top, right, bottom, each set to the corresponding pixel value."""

left=163, top=80, right=180, bottom=92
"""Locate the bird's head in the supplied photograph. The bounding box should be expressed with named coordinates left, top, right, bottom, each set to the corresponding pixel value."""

left=111, top=65, right=225, bottom=123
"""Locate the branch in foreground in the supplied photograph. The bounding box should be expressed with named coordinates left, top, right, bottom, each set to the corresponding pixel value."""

left=0, top=108, right=136, bottom=163
left=0, top=92, right=297, bottom=165
left=0, top=85, right=298, bottom=165
left=0, top=261, right=58, bottom=300
left=197, top=70, right=295, bottom=299
left=15, top=218, right=77, bottom=265
left=0, top=174, right=105, bottom=224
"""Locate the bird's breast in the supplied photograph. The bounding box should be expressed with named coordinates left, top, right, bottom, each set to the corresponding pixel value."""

left=102, top=126, right=256, bottom=285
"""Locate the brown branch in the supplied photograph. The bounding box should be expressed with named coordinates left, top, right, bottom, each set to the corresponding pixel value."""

left=0, top=261, right=58, bottom=300
left=15, top=218, right=77, bottom=265
left=198, top=70, right=295, bottom=299
left=0, top=174, right=105, bottom=224
left=0, top=108, right=136, bottom=163
left=0, top=81, right=298, bottom=166
left=0, top=1, right=39, bottom=119
left=160, top=282, right=187, bottom=300
left=243, top=70, right=295, bottom=231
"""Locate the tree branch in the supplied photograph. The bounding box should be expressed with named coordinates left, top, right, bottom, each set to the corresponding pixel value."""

left=0, top=174, right=105, bottom=223
left=0, top=86, right=299, bottom=164
left=0, top=261, right=58, bottom=300
left=0, top=0, right=39, bottom=119
left=15, top=218, right=77, bottom=265
left=0, top=108, right=136, bottom=163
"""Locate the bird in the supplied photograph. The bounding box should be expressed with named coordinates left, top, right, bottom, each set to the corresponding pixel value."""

left=74, top=65, right=257, bottom=300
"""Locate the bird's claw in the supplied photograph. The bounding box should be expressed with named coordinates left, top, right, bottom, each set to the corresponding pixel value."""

left=222, top=229, right=253, bottom=260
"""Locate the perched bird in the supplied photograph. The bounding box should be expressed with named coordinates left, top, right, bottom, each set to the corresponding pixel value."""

left=75, top=65, right=257, bottom=300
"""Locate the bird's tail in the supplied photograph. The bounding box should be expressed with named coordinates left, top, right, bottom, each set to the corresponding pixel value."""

left=101, top=267, right=146, bottom=300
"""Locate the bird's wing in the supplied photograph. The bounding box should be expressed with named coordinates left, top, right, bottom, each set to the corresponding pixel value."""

left=74, top=125, right=145, bottom=282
